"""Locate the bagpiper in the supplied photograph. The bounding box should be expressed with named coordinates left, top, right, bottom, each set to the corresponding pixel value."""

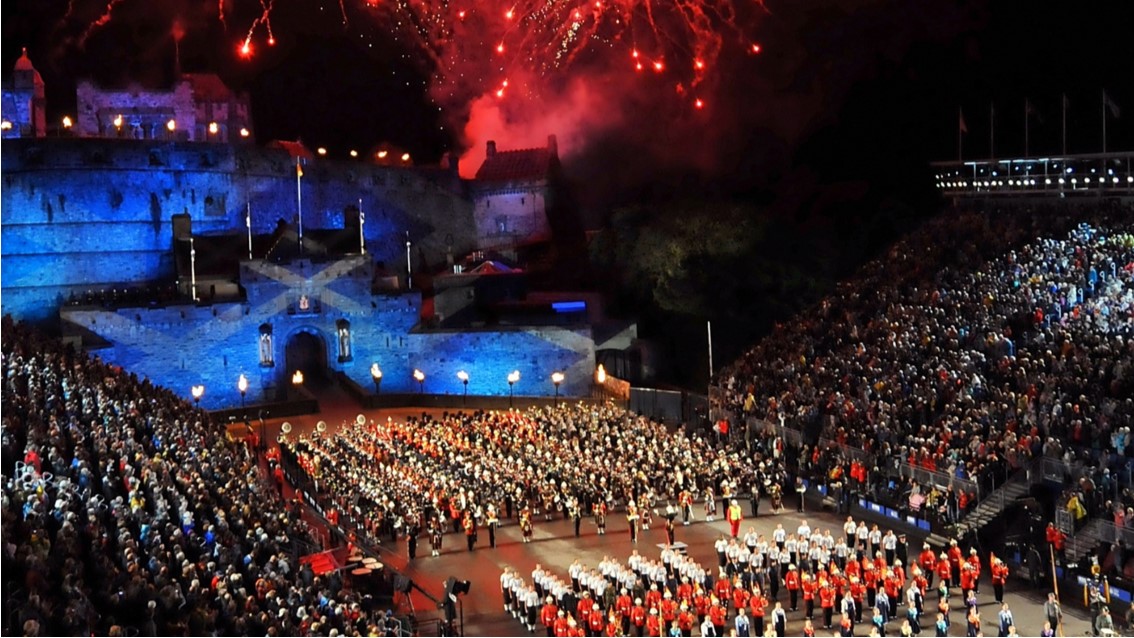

left=594, top=501, right=608, bottom=535
left=521, top=505, right=534, bottom=543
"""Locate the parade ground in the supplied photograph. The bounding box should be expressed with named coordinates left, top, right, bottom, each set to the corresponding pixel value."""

left=259, top=392, right=1097, bottom=637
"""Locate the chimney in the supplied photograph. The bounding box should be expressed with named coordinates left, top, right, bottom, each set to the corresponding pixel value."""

left=486, top=140, right=497, bottom=157
left=442, top=151, right=459, bottom=178
left=547, top=134, right=558, bottom=157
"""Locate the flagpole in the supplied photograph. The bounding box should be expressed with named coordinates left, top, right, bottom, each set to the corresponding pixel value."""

left=358, top=197, right=365, bottom=255
left=707, top=320, right=714, bottom=381
left=296, top=158, right=304, bottom=256
left=246, top=202, right=253, bottom=260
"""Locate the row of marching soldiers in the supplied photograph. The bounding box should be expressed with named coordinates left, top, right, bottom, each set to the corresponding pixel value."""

left=502, top=533, right=1016, bottom=637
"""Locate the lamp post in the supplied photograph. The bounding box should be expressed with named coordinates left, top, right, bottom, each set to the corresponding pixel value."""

left=189, top=237, right=198, bottom=301
left=507, top=370, right=520, bottom=408
left=413, top=369, right=425, bottom=394
left=370, top=363, right=383, bottom=395
left=551, top=372, right=564, bottom=407
left=237, top=373, right=248, bottom=412
left=191, top=384, right=204, bottom=409
left=457, top=370, right=469, bottom=406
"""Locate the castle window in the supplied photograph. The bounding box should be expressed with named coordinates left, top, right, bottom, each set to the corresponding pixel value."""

left=258, top=324, right=274, bottom=367
left=336, top=319, right=352, bottom=362
left=496, top=216, right=508, bottom=234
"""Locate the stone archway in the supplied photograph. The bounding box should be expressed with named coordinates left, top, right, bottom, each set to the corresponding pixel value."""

left=285, top=327, right=329, bottom=388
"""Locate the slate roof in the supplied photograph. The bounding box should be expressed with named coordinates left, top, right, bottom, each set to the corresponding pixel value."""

left=475, top=147, right=552, bottom=182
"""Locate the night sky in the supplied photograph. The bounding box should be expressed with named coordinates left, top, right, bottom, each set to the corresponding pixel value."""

left=5, top=0, right=1130, bottom=201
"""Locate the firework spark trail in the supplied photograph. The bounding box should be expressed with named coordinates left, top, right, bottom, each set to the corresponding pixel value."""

left=338, top=0, right=349, bottom=26
left=78, top=0, right=126, bottom=47
left=219, top=0, right=227, bottom=30
left=240, top=0, right=276, bottom=57
left=383, top=0, right=756, bottom=111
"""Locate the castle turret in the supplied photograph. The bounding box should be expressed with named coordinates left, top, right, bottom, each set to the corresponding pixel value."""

left=2, top=48, right=47, bottom=138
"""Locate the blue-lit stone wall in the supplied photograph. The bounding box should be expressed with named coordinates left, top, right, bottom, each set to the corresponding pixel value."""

left=1, top=138, right=475, bottom=322
left=60, top=255, right=595, bottom=408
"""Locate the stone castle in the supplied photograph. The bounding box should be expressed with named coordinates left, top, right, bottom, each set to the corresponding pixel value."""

left=1, top=52, right=633, bottom=408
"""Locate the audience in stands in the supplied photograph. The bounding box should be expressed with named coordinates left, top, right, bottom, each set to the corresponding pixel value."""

left=718, top=209, right=1133, bottom=520
left=1, top=318, right=390, bottom=636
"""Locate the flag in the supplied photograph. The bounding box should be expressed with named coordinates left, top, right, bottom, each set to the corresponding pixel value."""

left=1104, top=90, right=1121, bottom=118
left=296, top=158, right=304, bottom=178
left=959, top=109, right=968, bottom=134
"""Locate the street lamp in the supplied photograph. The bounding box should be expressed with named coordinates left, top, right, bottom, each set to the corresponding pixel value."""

left=237, top=373, right=248, bottom=411
left=551, top=372, right=564, bottom=407
left=457, top=370, right=469, bottom=405
left=191, top=384, right=204, bottom=408
left=413, top=369, right=425, bottom=394
left=507, top=370, right=520, bottom=408
left=370, top=363, right=382, bottom=395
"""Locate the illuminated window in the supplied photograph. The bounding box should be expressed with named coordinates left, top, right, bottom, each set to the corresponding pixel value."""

left=336, top=319, right=352, bottom=362
left=258, top=324, right=274, bottom=367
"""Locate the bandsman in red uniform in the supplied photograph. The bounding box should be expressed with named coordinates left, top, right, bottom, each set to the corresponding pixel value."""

left=919, top=543, right=938, bottom=589
left=849, top=576, right=866, bottom=623
left=553, top=610, right=570, bottom=637
left=819, top=581, right=837, bottom=630
left=959, top=561, right=977, bottom=594
left=935, top=553, right=952, bottom=592
left=645, top=608, right=662, bottom=637
left=604, top=612, right=621, bottom=637
left=660, top=592, right=679, bottom=627
left=645, top=584, right=663, bottom=612
left=731, top=580, right=751, bottom=614
left=802, top=572, right=817, bottom=619
left=708, top=597, right=728, bottom=636
left=692, top=588, right=710, bottom=625
left=947, top=540, right=963, bottom=587
left=990, top=555, right=1009, bottom=603
left=630, top=599, right=647, bottom=637
left=862, top=563, right=879, bottom=610
left=578, top=591, right=595, bottom=627
left=713, top=573, right=732, bottom=608
left=676, top=577, right=694, bottom=604
left=541, top=597, right=559, bottom=637
left=676, top=603, right=696, bottom=637
left=588, top=606, right=606, bottom=636
left=966, top=549, right=982, bottom=593
left=616, top=589, right=633, bottom=634
left=785, top=565, right=801, bottom=611
left=749, top=588, right=768, bottom=636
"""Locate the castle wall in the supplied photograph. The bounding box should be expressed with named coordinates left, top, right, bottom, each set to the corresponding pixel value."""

left=61, top=257, right=595, bottom=408
left=1, top=138, right=476, bottom=322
